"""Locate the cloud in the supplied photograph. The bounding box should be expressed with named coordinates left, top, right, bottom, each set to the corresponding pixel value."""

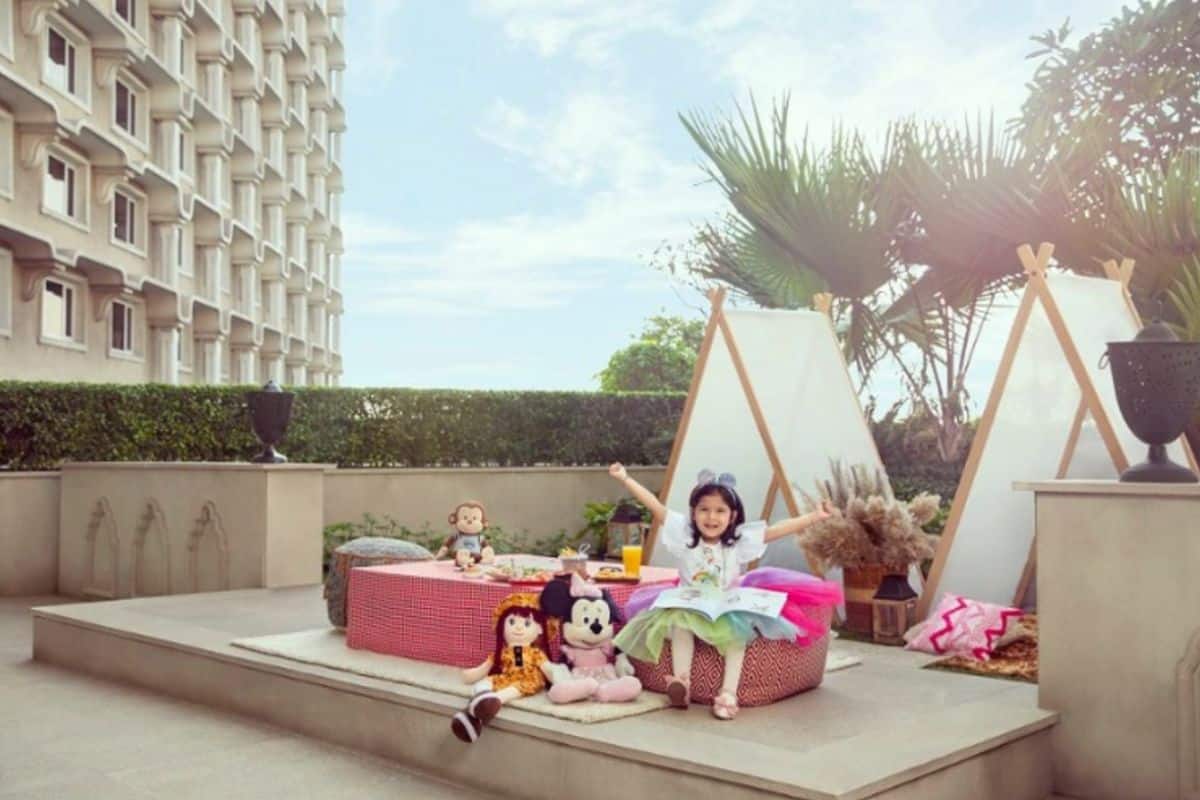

left=347, top=171, right=719, bottom=316
left=344, top=0, right=408, bottom=91
left=476, top=0, right=1121, bottom=139
left=340, top=211, right=424, bottom=248
left=340, top=81, right=725, bottom=318
left=477, top=92, right=659, bottom=189
left=474, top=0, right=682, bottom=66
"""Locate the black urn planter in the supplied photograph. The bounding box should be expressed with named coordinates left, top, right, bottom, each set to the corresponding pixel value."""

left=1104, top=319, right=1200, bottom=483
left=246, top=380, right=295, bottom=463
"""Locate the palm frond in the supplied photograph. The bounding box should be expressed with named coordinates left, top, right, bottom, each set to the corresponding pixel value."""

left=1166, top=256, right=1200, bottom=341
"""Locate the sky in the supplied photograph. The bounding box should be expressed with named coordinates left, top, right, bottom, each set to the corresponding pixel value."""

left=337, top=0, right=1129, bottom=413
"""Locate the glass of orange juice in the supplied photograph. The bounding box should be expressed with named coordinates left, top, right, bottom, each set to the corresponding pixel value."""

left=622, top=544, right=643, bottom=577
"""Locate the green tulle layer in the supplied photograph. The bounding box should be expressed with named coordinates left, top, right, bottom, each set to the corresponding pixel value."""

left=613, top=608, right=798, bottom=661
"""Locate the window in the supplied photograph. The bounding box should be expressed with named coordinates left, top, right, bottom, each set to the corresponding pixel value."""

left=110, top=300, right=134, bottom=354
left=178, top=324, right=192, bottom=371
left=0, top=249, right=12, bottom=337
left=116, top=0, right=135, bottom=28
left=178, top=130, right=187, bottom=172
left=115, top=79, right=137, bottom=137
left=113, top=191, right=137, bottom=246
left=179, top=27, right=192, bottom=80
left=46, top=27, right=77, bottom=95
left=41, top=278, right=77, bottom=342
left=0, top=110, right=12, bottom=197
left=45, top=154, right=82, bottom=222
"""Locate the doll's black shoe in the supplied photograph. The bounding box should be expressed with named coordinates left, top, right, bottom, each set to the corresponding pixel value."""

left=451, top=712, right=483, bottom=743
left=468, top=691, right=502, bottom=725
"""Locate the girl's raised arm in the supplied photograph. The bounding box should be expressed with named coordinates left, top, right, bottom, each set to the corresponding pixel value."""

left=608, top=463, right=667, bottom=524
left=763, top=501, right=834, bottom=543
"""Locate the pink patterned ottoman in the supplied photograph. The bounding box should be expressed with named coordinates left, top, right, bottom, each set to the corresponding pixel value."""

left=345, top=557, right=678, bottom=668
left=632, top=605, right=833, bottom=707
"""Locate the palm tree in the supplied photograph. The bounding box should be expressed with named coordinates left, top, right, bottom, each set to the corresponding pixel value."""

left=679, top=96, right=906, bottom=377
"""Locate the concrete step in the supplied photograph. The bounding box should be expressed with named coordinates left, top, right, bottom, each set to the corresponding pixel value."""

left=31, top=589, right=1058, bottom=800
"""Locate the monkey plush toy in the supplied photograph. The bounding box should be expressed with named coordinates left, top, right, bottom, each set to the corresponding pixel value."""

left=436, top=501, right=495, bottom=567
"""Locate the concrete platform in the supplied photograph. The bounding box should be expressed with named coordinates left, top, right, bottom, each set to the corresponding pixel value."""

left=31, top=587, right=1058, bottom=800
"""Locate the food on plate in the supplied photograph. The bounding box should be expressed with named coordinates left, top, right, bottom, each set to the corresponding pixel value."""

left=485, top=562, right=556, bottom=584
left=594, top=566, right=626, bottom=579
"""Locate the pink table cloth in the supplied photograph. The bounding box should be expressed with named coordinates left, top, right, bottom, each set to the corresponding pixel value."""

left=345, top=556, right=678, bottom=667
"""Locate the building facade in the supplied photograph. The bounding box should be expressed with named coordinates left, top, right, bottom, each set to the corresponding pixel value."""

left=0, top=0, right=345, bottom=386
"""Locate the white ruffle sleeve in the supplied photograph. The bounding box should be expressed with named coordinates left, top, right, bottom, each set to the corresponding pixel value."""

left=732, top=520, right=768, bottom=564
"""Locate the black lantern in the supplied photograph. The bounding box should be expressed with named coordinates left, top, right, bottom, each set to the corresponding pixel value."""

left=246, top=380, right=295, bottom=463
left=871, top=573, right=918, bottom=645
left=1104, top=318, right=1200, bottom=483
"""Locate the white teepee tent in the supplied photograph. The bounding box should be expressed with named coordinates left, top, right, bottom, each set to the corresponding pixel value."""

left=644, top=288, right=884, bottom=577
left=918, top=243, right=1198, bottom=617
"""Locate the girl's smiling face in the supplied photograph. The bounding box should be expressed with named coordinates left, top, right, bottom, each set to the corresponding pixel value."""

left=693, top=493, right=734, bottom=542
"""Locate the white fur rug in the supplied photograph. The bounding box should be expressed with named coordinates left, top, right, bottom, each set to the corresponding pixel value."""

left=231, top=629, right=861, bottom=724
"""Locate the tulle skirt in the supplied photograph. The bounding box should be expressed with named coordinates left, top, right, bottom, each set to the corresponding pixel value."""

left=614, top=567, right=843, bottom=662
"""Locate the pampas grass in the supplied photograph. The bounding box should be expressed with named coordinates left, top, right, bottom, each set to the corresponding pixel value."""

left=798, top=460, right=939, bottom=571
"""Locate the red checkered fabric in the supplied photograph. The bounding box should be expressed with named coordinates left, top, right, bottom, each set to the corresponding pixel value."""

left=345, top=559, right=678, bottom=668
left=632, top=606, right=833, bottom=707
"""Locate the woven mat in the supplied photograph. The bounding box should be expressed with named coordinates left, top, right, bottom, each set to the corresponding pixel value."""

left=232, top=629, right=861, bottom=723
left=924, top=613, right=1038, bottom=684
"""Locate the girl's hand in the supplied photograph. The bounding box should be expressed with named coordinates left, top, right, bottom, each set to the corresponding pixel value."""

left=609, top=462, right=628, bottom=482
left=813, top=500, right=835, bottom=520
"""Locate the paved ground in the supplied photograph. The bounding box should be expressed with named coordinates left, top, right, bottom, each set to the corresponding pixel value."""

left=0, top=596, right=488, bottom=800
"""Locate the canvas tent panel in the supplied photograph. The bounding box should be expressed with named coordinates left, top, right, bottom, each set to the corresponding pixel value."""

left=932, top=299, right=1082, bottom=607
left=1046, top=272, right=1189, bottom=465
left=651, top=326, right=776, bottom=567
left=720, top=308, right=883, bottom=571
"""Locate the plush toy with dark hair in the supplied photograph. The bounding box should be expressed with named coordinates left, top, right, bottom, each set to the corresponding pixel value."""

left=538, top=573, right=641, bottom=703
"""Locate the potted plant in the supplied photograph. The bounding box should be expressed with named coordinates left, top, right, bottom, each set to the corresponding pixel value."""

left=796, top=460, right=940, bottom=635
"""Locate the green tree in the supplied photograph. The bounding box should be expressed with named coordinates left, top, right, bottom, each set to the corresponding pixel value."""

left=597, top=315, right=705, bottom=392
left=1017, top=1, right=1200, bottom=182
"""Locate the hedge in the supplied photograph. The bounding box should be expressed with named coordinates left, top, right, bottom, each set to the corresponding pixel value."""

left=0, top=382, right=686, bottom=469
left=0, top=382, right=971, bottom=502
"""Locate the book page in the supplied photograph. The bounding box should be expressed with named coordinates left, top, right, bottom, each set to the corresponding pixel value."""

left=650, top=586, right=786, bottom=622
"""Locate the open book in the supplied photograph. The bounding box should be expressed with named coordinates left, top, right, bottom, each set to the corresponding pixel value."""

left=650, top=586, right=787, bottom=622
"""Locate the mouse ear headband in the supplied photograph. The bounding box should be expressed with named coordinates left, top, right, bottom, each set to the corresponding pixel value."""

left=695, top=469, right=737, bottom=490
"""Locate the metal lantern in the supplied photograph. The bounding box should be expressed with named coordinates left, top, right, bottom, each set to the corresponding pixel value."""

left=246, top=380, right=295, bottom=463
left=1104, top=318, right=1200, bottom=483
left=871, top=573, right=918, bottom=646
left=606, top=502, right=646, bottom=560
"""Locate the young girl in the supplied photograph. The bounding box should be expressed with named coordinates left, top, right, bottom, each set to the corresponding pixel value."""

left=610, top=462, right=842, bottom=720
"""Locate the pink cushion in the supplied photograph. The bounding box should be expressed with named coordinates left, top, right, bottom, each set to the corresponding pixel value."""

left=906, top=593, right=1022, bottom=661
left=631, top=606, right=832, bottom=707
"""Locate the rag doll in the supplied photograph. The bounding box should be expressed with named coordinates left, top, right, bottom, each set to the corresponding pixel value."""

left=538, top=573, right=642, bottom=703
left=436, top=500, right=495, bottom=567
left=450, top=593, right=554, bottom=743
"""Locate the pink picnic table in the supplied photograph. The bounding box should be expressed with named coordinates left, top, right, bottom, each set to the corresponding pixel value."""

left=345, top=556, right=678, bottom=668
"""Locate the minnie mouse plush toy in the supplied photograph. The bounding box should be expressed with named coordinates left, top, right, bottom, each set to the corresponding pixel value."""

left=538, top=573, right=641, bottom=703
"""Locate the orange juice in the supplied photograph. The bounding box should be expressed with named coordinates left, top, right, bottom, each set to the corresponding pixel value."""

left=621, top=545, right=643, bottom=577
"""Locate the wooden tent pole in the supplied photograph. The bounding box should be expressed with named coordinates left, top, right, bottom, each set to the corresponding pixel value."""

left=1030, top=267, right=1130, bottom=473
left=716, top=309, right=820, bottom=573
left=917, top=243, right=1049, bottom=619
left=642, top=287, right=726, bottom=564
